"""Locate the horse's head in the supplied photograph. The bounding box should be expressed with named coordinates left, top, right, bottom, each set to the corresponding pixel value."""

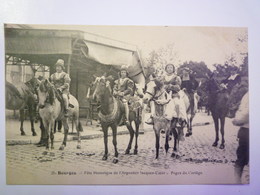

left=143, top=79, right=163, bottom=104
left=38, top=79, right=55, bottom=108
left=92, top=74, right=113, bottom=102
left=135, top=83, right=144, bottom=98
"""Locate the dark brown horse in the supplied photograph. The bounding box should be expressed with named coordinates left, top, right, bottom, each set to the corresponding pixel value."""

left=6, top=78, right=40, bottom=136
left=200, top=76, right=229, bottom=149
left=92, top=75, right=142, bottom=164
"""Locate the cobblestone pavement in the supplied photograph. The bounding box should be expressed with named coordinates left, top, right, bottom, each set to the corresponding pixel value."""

left=6, top=112, right=249, bottom=185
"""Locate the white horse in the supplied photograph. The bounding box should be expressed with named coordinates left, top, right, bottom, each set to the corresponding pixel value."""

left=37, top=79, right=83, bottom=150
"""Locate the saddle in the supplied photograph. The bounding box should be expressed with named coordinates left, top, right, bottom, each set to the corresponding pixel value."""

left=55, top=90, right=74, bottom=111
left=117, top=97, right=142, bottom=126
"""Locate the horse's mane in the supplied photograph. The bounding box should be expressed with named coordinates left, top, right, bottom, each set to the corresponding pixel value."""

left=39, top=80, right=55, bottom=105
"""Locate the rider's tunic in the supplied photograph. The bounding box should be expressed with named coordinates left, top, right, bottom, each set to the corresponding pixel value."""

left=162, top=73, right=187, bottom=121
left=50, top=72, right=71, bottom=95
left=221, top=73, right=241, bottom=92
left=113, top=77, right=135, bottom=101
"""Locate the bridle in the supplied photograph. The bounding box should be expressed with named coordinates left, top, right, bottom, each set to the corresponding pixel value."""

left=38, top=81, right=55, bottom=108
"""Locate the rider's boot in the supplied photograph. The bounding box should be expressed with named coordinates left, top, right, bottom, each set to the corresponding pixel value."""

left=63, top=94, right=69, bottom=117
left=123, top=100, right=130, bottom=125
left=145, top=101, right=155, bottom=125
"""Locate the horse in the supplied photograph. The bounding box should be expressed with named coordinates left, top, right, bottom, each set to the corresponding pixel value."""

left=199, top=77, right=229, bottom=149
left=37, top=79, right=83, bottom=150
left=180, top=90, right=199, bottom=137
left=143, top=79, right=181, bottom=159
left=6, top=78, right=40, bottom=136
left=92, top=75, right=142, bottom=164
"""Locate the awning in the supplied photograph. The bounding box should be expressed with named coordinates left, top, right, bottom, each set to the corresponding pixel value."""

left=5, top=37, right=72, bottom=55
left=82, top=40, right=144, bottom=78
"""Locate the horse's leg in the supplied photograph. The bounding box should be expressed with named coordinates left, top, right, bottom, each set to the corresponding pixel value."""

left=219, top=116, right=226, bottom=149
left=171, top=128, right=179, bottom=158
left=165, top=127, right=170, bottom=154
left=212, top=114, right=219, bottom=147
left=28, top=105, right=37, bottom=136
left=50, top=120, right=55, bottom=149
left=19, top=109, right=26, bottom=136
left=111, top=124, right=119, bottom=164
left=75, top=117, right=82, bottom=149
left=134, top=120, right=139, bottom=155
left=58, top=120, right=62, bottom=132
left=154, top=128, right=160, bottom=159
left=189, top=116, right=194, bottom=136
left=42, top=120, right=50, bottom=150
left=59, top=118, right=69, bottom=150
left=185, top=117, right=191, bottom=137
left=125, top=122, right=134, bottom=155
left=102, top=124, right=109, bottom=161
left=54, top=120, right=57, bottom=134
left=36, top=118, right=46, bottom=146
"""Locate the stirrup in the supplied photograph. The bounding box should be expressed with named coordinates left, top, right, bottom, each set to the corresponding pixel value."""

left=125, top=120, right=130, bottom=125
left=145, top=117, right=154, bottom=125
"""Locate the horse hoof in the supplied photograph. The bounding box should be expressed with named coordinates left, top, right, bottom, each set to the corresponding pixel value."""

left=36, top=142, right=45, bottom=147
left=212, top=142, right=218, bottom=147
left=134, top=150, right=138, bottom=155
left=51, top=146, right=54, bottom=150
left=42, top=151, right=48, bottom=155
left=21, top=132, right=26, bottom=136
left=220, top=144, right=225, bottom=149
left=125, top=150, right=130, bottom=155
left=102, top=156, right=108, bottom=161
left=59, top=145, right=65, bottom=150
left=113, top=158, right=119, bottom=164
left=32, top=132, right=37, bottom=136
left=77, top=145, right=81, bottom=149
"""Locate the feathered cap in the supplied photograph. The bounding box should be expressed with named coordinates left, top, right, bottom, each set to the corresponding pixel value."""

left=55, top=59, right=65, bottom=70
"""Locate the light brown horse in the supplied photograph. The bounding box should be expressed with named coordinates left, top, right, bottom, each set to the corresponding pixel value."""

left=143, top=79, right=180, bottom=159
left=37, top=79, right=83, bottom=150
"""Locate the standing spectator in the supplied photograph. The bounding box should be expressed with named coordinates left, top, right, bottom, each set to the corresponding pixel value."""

left=232, top=91, right=249, bottom=183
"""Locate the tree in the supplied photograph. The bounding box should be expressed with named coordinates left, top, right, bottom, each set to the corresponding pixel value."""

left=178, top=61, right=211, bottom=79
left=144, top=43, right=180, bottom=77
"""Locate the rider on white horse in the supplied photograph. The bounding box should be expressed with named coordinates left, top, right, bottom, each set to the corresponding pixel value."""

left=50, top=59, right=71, bottom=117
left=145, top=64, right=187, bottom=126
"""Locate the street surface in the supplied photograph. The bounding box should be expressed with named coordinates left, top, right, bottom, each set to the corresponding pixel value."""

left=6, top=112, right=249, bottom=184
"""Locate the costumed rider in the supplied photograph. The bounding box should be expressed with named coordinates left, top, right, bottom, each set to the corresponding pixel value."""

left=181, top=67, right=199, bottom=114
left=50, top=59, right=71, bottom=117
left=162, top=64, right=187, bottom=124
left=144, top=73, right=157, bottom=125
left=220, top=66, right=241, bottom=118
left=113, top=65, right=135, bottom=125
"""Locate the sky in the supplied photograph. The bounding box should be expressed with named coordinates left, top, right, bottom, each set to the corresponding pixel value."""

left=26, top=25, right=248, bottom=70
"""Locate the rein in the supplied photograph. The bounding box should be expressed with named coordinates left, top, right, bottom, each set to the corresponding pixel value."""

left=39, top=82, right=55, bottom=107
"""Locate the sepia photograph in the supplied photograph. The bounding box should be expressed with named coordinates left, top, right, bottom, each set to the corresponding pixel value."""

left=5, top=24, right=249, bottom=185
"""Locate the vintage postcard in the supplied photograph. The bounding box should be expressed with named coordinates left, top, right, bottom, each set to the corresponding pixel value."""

left=5, top=24, right=249, bottom=184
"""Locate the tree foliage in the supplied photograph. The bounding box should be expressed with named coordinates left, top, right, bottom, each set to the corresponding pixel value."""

left=177, top=61, right=211, bottom=79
